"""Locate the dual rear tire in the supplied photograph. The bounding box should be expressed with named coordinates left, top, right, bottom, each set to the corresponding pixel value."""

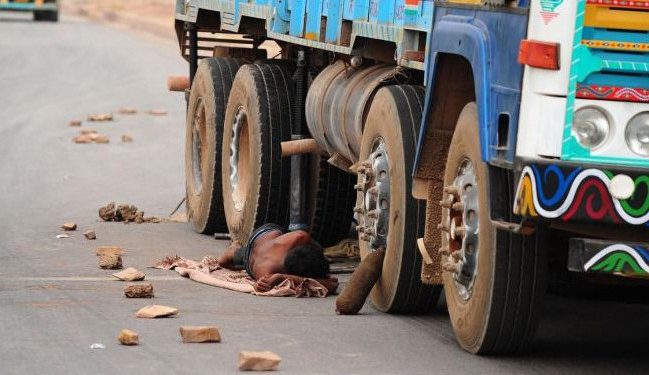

left=185, top=59, right=355, bottom=245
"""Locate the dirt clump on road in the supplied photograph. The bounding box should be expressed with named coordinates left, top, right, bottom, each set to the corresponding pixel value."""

left=124, top=283, right=154, bottom=298
left=83, top=230, right=96, bottom=240
left=72, top=130, right=110, bottom=144
left=180, top=326, right=221, bottom=343
left=121, top=134, right=134, bottom=143
left=99, top=202, right=161, bottom=224
left=69, top=120, right=82, bottom=127
left=135, top=305, right=178, bottom=319
left=98, top=254, right=123, bottom=270
left=238, top=351, right=282, bottom=371
left=61, top=222, right=77, bottom=231
left=87, top=113, right=114, bottom=122
left=118, top=107, right=137, bottom=115
left=118, top=329, right=139, bottom=346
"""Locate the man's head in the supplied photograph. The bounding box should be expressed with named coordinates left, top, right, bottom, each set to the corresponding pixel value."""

left=283, top=241, right=329, bottom=279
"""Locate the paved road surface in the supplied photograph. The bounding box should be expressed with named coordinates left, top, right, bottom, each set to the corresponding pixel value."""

left=1, top=11, right=649, bottom=375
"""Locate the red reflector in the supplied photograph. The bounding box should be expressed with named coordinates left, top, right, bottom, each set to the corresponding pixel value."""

left=518, top=40, right=560, bottom=70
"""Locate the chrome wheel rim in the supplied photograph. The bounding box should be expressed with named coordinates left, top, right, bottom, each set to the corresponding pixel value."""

left=229, top=106, right=248, bottom=212
left=441, top=158, right=479, bottom=301
left=191, top=98, right=206, bottom=194
left=356, top=138, right=391, bottom=250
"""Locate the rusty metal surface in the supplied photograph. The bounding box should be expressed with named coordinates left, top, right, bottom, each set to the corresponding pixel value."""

left=306, top=60, right=402, bottom=163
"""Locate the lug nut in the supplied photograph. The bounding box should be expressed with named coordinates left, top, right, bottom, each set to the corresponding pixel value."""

left=361, top=161, right=371, bottom=168
left=367, top=210, right=378, bottom=219
left=452, top=202, right=465, bottom=211
left=444, top=186, right=461, bottom=197
left=439, top=196, right=454, bottom=208
left=360, top=234, right=371, bottom=242
left=365, top=227, right=376, bottom=236
left=354, top=206, right=364, bottom=214
left=357, top=226, right=366, bottom=233
left=443, top=261, right=463, bottom=274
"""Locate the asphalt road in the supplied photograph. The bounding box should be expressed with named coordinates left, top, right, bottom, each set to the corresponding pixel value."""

left=1, top=11, right=649, bottom=375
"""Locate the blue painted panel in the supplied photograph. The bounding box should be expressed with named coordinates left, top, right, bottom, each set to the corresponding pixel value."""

left=290, top=0, right=307, bottom=37
left=305, top=0, right=324, bottom=39
left=325, top=0, right=343, bottom=43
left=377, top=0, right=395, bottom=24
left=415, top=7, right=529, bottom=170
left=353, top=0, right=369, bottom=21
left=343, top=0, right=354, bottom=20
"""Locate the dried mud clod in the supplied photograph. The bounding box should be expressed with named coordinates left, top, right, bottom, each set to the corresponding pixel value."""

left=98, top=202, right=161, bottom=224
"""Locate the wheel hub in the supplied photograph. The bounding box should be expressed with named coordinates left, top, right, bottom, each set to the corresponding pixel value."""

left=356, top=139, right=390, bottom=250
left=191, top=99, right=206, bottom=194
left=440, top=158, right=479, bottom=301
left=229, top=106, right=248, bottom=212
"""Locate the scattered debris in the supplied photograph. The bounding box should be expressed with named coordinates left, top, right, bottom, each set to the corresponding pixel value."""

left=179, top=326, right=221, bottom=343
left=80, top=128, right=97, bottom=135
left=94, top=135, right=110, bottom=144
left=148, top=109, right=168, bottom=116
left=87, top=113, right=114, bottom=122
left=98, top=202, right=161, bottom=224
left=324, top=239, right=360, bottom=262
left=112, top=267, right=145, bottom=281
left=238, top=351, right=281, bottom=371
left=121, top=134, right=133, bottom=143
left=118, top=329, right=139, bottom=346
left=56, top=234, right=69, bottom=239
left=73, top=135, right=92, bottom=144
left=96, top=246, right=124, bottom=257
left=118, top=108, right=137, bottom=115
left=61, top=222, right=77, bottom=231
left=84, top=230, right=97, bottom=240
left=124, top=283, right=154, bottom=298
left=69, top=120, right=82, bottom=127
left=98, top=254, right=123, bottom=270
left=89, top=343, right=106, bottom=350
left=135, top=305, right=178, bottom=319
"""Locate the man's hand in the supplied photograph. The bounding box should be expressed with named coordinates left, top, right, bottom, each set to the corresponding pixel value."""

left=254, top=274, right=285, bottom=292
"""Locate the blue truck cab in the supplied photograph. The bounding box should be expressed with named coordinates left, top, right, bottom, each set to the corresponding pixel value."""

left=0, top=0, right=59, bottom=21
left=174, top=0, right=649, bottom=354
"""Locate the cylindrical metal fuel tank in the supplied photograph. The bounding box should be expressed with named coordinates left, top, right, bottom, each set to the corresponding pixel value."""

left=306, top=60, right=403, bottom=164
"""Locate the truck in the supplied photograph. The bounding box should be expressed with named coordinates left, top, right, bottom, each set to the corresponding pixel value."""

left=0, top=0, right=58, bottom=21
left=172, top=0, right=649, bottom=354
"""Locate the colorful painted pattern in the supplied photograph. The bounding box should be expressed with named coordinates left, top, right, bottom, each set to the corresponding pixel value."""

left=514, top=164, right=649, bottom=225
left=581, top=39, right=649, bottom=53
left=576, top=84, right=649, bottom=103
left=404, top=0, right=420, bottom=16
left=540, top=0, right=565, bottom=24
left=586, top=0, right=649, bottom=10
left=584, top=244, right=649, bottom=276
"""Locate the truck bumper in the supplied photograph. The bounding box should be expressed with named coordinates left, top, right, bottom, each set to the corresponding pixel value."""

left=0, top=2, right=57, bottom=12
left=513, top=161, right=649, bottom=227
left=569, top=238, right=649, bottom=280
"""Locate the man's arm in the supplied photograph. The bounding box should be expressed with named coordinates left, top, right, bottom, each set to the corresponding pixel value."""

left=255, top=273, right=338, bottom=294
left=216, top=241, right=242, bottom=269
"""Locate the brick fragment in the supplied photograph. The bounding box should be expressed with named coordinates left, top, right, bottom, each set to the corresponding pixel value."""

left=238, top=351, right=281, bottom=371
left=179, top=326, right=221, bottom=343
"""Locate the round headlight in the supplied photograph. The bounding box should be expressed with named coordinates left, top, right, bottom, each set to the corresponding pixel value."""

left=626, top=112, right=649, bottom=157
left=572, top=107, right=610, bottom=149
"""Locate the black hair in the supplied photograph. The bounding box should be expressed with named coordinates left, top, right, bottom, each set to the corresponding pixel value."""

left=283, top=241, right=329, bottom=279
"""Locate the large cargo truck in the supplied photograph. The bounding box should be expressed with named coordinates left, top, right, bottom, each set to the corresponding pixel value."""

left=0, top=0, right=58, bottom=21
left=173, top=0, right=649, bottom=354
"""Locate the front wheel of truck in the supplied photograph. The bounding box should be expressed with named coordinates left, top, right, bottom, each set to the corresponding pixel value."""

left=357, top=85, right=442, bottom=313
left=441, top=103, right=546, bottom=354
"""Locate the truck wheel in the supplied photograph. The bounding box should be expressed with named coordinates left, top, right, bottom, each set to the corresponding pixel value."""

left=307, top=156, right=356, bottom=247
left=441, top=103, right=546, bottom=354
left=34, top=10, right=58, bottom=22
left=357, top=85, right=442, bottom=313
left=185, top=58, right=244, bottom=234
left=221, top=64, right=292, bottom=242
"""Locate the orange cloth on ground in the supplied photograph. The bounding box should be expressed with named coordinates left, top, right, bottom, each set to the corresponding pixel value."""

left=153, top=255, right=329, bottom=297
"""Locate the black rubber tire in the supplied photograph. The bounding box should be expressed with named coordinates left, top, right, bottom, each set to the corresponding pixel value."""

left=442, top=103, right=546, bottom=354
left=34, top=10, right=58, bottom=22
left=185, top=58, right=244, bottom=234
left=307, top=155, right=356, bottom=247
left=221, top=63, right=293, bottom=243
left=358, top=85, right=442, bottom=313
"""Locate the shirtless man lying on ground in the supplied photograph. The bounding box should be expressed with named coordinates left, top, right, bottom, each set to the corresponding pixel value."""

left=217, top=224, right=339, bottom=294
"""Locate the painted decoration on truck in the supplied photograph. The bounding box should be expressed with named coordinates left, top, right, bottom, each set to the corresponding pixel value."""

left=514, top=164, right=649, bottom=225
left=576, top=85, right=649, bottom=103
left=583, top=244, right=649, bottom=276
left=540, top=0, right=565, bottom=24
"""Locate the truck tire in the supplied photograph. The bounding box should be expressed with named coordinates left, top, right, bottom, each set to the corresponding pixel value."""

left=34, top=9, right=58, bottom=22
left=307, top=155, right=356, bottom=247
left=185, top=58, right=244, bottom=234
left=357, top=85, right=442, bottom=313
left=221, top=63, right=293, bottom=243
left=441, top=103, right=546, bottom=354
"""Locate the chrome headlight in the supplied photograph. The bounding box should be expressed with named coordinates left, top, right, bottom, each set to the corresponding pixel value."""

left=626, top=112, right=649, bottom=157
left=572, top=107, right=610, bottom=149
